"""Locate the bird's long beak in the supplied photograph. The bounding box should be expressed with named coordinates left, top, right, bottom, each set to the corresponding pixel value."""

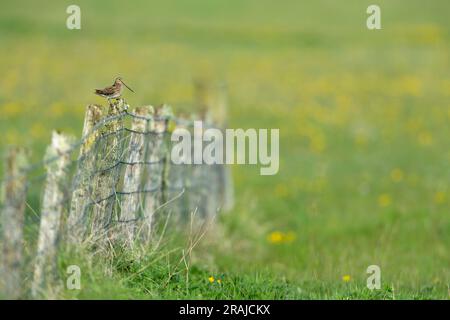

left=122, top=81, right=135, bottom=93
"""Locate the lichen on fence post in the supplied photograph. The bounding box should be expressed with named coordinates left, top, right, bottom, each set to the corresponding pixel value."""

left=90, top=101, right=124, bottom=243
left=0, top=147, right=29, bottom=299
left=119, top=106, right=151, bottom=247
left=67, top=104, right=103, bottom=244
left=32, top=131, right=73, bottom=298
left=141, top=105, right=172, bottom=241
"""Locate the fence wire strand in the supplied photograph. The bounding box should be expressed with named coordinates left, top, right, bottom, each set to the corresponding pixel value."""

left=1, top=103, right=225, bottom=239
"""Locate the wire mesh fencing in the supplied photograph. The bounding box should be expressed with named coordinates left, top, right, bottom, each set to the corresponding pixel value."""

left=0, top=98, right=234, bottom=298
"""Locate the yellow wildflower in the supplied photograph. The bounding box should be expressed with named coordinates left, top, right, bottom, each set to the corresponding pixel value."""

left=267, top=231, right=296, bottom=244
left=1, top=102, right=22, bottom=117
left=342, top=275, right=351, bottom=282
left=415, top=24, right=442, bottom=45
left=418, top=131, right=433, bottom=146
left=434, top=192, right=446, bottom=204
left=208, top=276, right=215, bottom=283
left=378, top=194, right=392, bottom=207
left=390, top=168, right=404, bottom=183
left=274, top=184, right=289, bottom=198
left=267, top=231, right=283, bottom=244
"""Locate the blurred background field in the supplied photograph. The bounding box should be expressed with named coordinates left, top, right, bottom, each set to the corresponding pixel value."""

left=0, top=0, right=449, bottom=298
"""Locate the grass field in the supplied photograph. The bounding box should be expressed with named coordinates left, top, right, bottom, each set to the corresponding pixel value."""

left=0, top=0, right=449, bottom=299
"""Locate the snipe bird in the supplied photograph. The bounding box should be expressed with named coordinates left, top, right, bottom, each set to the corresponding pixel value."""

left=94, top=77, right=134, bottom=103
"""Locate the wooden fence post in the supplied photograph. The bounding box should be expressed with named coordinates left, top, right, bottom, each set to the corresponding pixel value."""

left=193, top=80, right=234, bottom=218
left=67, top=104, right=103, bottom=244
left=167, top=118, right=190, bottom=222
left=0, top=147, right=29, bottom=299
left=142, top=105, right=171, bottom=241
left=214, top=84, right=234, bottom=212
left=220, top=164, right=234, bottom=211
left=90, top=102, right=124, bottom=243
left=187, top=121, right=204, bottom=220
left=199, top=110, right=219, bottom=221
left=201, top=153, right=219, bottom=220
left=119, top=106, right=150, bottom=247
left=32, top=131, right=73, bottom=298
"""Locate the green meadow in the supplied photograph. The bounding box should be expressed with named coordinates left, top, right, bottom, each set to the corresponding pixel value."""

left=0, top=0, right=449, bottom=299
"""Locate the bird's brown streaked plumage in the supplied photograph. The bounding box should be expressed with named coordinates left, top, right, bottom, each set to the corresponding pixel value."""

left=94, top=77, right=134, bottom=102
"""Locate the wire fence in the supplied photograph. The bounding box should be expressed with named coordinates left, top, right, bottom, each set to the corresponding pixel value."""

left=0, top=98, right=234, bottom=298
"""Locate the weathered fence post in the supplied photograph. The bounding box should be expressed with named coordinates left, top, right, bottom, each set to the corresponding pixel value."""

left=142, top=105, right=172, bottom=242
left=0, top=147, right=29, bottom=299
left=167, top=117, right=190, bottom=222
left=214, top=84, right=234, bottom=212
left=32, top=131, right=73, bottom=298
left=196, top=80, right=234, bottom=213
left=90, top=101, right=124, bottom=243
left=193, top=80, right=232, bottom=219
left=119, top=106, right=150, bottom=247
left=200, top=117, right=220, bottom=221
left=67, top=104, right=103, bottom=244
left=187, top=119, right=204, bottom=220
left=220, top=163, right=235, bottom=211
